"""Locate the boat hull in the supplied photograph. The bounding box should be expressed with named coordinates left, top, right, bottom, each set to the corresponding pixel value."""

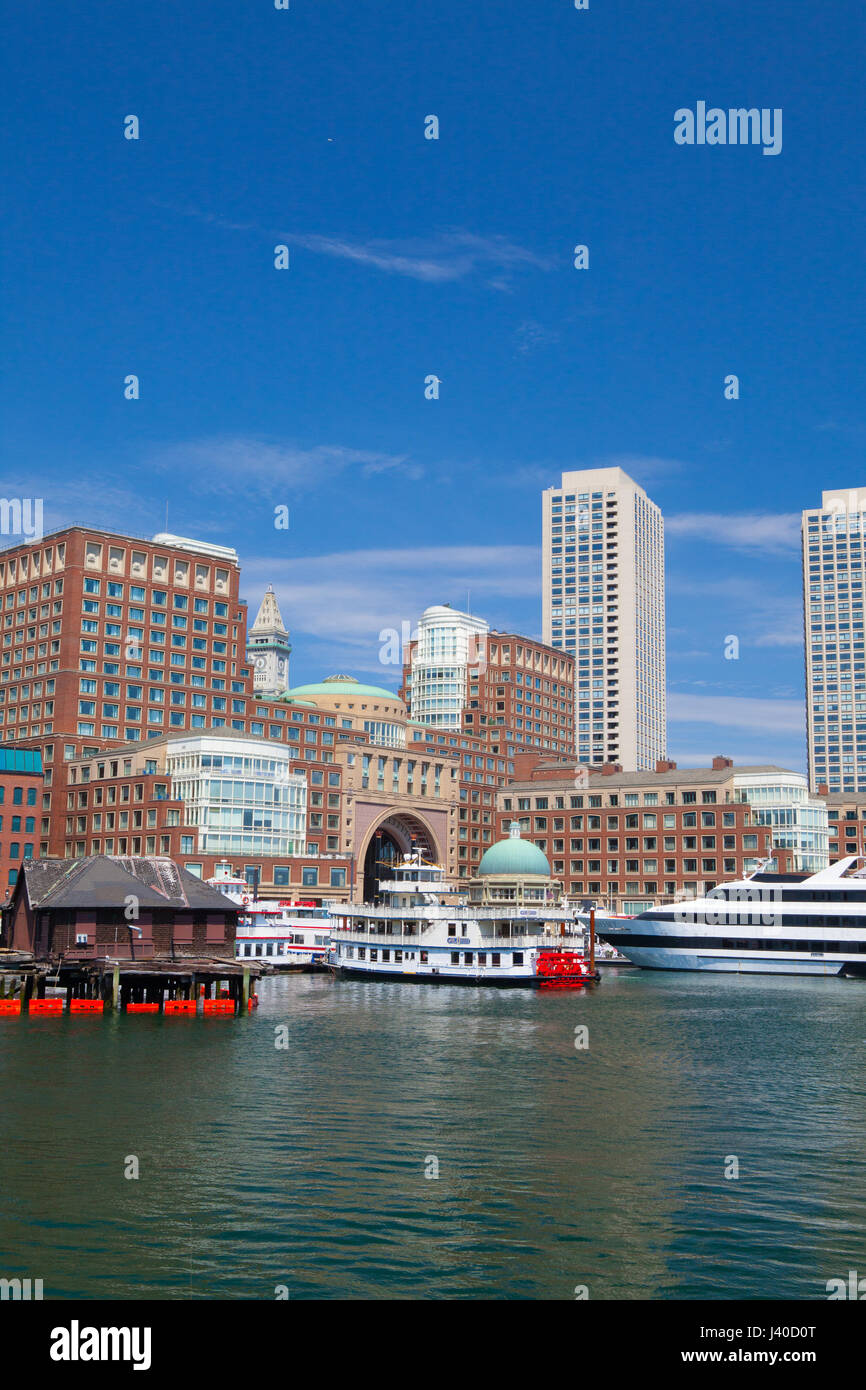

left=331, top=963, right=595, bottom=988
left=610, top=946, right=848, bottom=976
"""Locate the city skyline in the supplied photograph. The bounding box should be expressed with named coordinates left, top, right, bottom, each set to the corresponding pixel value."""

left=5, top=1, right=865, bottom=776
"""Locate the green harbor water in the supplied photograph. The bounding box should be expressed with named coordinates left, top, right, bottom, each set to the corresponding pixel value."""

left=1, top=968, right=865, bottom=1300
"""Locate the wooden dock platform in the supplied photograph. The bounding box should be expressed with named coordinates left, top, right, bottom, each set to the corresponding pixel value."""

left=0, top=950, right=268, bottom=1015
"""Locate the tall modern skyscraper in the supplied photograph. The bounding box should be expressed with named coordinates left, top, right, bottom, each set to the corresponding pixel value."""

left=802, top=487, right=866, bottom=794
left=542, top=466, right=666, bottom=771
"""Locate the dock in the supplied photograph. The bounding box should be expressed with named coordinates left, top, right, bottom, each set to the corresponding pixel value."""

left=0, top=949, right=268, bottom=1015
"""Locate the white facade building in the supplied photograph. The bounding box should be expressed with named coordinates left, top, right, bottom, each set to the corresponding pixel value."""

left=542, top=467, right=666, bottom=771
left=732, top=770, right=829, bottom=874
left=164, top=734, right=307, bottom=859
left=802, top=488, right=866, bottom=794
left=406, top=604, right=490, bottom=729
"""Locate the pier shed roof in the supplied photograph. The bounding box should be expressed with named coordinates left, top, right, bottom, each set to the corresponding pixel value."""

left=16, top=856, right=238, bottom=912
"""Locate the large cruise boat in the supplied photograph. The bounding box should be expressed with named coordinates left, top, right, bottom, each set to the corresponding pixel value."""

left=206, top=863, right=330, bottom=970
left=594, top=857, right=866, bottom=976
left=328, top=824, right=597, bottom=987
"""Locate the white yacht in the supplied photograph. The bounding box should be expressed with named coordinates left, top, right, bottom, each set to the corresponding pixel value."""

left=206, top=863, right=330, bottom=970
left=594, top=857, right=866, bottom=976
left=328, top=824, right=596, bottom=987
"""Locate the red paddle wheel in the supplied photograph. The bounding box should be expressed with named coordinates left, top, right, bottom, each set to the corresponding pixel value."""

left=535, top=950, right=600, bottom=988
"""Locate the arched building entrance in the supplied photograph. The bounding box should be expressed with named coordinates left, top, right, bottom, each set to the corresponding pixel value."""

left=361, top=812, right=441, bottom=903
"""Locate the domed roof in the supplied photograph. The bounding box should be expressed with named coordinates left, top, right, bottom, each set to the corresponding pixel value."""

left=477, top=823, right=551, bottom=878
left=284, top=674, right=402, bottom=701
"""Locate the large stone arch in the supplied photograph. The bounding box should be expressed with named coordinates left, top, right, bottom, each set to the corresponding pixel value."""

left=358, top=808, right=444, bottom=903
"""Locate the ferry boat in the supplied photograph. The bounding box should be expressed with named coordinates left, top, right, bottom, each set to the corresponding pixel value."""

left=594, top=857, right=866, bottom=976
left=328, top=824, right=598, bottom=988
left=206, top=864, right=331, bottom=971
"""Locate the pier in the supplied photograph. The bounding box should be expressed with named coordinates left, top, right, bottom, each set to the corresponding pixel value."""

left=0, top=949, right=268, bottom=1015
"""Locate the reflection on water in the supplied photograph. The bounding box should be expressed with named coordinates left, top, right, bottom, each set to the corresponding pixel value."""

left=1, top=970, right=864, bottom=1299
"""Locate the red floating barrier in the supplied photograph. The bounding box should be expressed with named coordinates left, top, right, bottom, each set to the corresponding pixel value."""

left=203, top=999, right=234, bottom=1014
left=0, top=999, right=22, bottom=1015
left=29, top=998, right=63, bottom=1015
left=126, top=1002, right=160, bottom=1014
left=164, top=999, right=196, bottom=1014
left=70, top=999, right=104, bottom=1014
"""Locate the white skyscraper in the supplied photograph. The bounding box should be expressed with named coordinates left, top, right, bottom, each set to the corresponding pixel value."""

left=802, top=487, right=866, bottom=794
left=542, top=466, right=666, bottom=770
left=405, top=604, right=490, bottom=729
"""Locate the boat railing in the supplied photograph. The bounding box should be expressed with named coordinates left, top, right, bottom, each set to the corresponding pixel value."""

left=335, top=903, right=575, bottom=922
left=330, top=926, right=584, bottom=949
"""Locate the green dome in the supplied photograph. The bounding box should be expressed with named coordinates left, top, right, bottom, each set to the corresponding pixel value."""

left=477, top=826, right=551, bottom=878
left=283, top=674, right=401, bottom=701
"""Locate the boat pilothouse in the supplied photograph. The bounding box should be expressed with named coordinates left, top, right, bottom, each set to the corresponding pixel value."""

left=206, top=861, right=330, bottom=970
left=594, top=856, right=866, bottom=976
left=328, top=824, right=597, bottom=987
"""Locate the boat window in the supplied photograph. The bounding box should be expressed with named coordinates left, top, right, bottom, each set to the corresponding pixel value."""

left=478, top=952, right=487, bottom=965
left=451, top=952, right=460, bottom=964
left=464, top=952, right=473, bottom=964
left=491, top=953, right=501, bottom=966
left=514, top=952, right=524, bottom=965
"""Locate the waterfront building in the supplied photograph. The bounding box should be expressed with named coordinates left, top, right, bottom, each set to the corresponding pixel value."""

left=402, top=610, right=575, bottom=758
left=0, top=746, right=42, bottom=898
left=7, top=854, right=238, bottom=961
left=542, top=466, right=666, bottom=771
left=402, top=613, right=576, bottom=881
left=279, top=675, right=461, bottom=901
left=496, top=756, right=808, bottom=914
left=62, top=728, right=349, bottom=898
left=730, top=770, right=828, bottom=875
left=802, top=487, right=866, bottom=794
left=403, top=604, right=490, bottom=729
left=246, top=585, right=291, bottom=699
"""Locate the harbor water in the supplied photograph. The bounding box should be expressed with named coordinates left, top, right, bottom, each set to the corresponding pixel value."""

left=2, top=968, right=864, bottom=1300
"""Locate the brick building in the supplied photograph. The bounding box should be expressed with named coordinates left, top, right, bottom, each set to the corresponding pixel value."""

left=401, top=616, right=576, bottom=879
left=496, top=756, right=802, bottom=912
left=0, top=747, right=43, bottom=900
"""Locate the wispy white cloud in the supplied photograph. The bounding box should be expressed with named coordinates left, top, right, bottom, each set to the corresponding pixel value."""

left=667, top=511, right=801, bottom=555
left=240, top=545, right=541, bottom=676
left=514, top=320, right=560, bottom=354
left=155, top=200, right=550, bottom=286
left=146, top=437, right=422, bottom=493
left=668, top=692, right=804, bottom=735
left=288, top=230, right=551, bottom=284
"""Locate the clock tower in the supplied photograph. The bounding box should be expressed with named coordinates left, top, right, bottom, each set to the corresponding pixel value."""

left=247, top=585, right=291, bottom=698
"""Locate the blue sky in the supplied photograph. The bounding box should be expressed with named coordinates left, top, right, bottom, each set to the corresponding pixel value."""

left=3, top=0, right=865, bottom=772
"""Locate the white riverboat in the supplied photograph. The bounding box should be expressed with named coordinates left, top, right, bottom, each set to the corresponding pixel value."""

left=206, top=864, right=330, bottom=970
left=594, top=857, right=866, bottom=976
left=328, top=824, right=597, bottom=988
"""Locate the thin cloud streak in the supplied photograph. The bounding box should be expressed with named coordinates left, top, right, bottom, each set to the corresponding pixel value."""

left=668, top=692, right=804, bottom=735
left=667, top=511, right=801, bottom=555
left=146, top=437, right=422, bottom=493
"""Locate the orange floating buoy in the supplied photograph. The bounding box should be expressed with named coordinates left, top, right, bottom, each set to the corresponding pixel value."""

left=70, top=999, right=104, bottom=1014
left=164, top=999, right=197, bottom=1015
left=126, top=1002, right=160, bottom=1014
left=0, top=999, right=22, bottom=1015
left=29, top=998, right=63, bottom=1015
